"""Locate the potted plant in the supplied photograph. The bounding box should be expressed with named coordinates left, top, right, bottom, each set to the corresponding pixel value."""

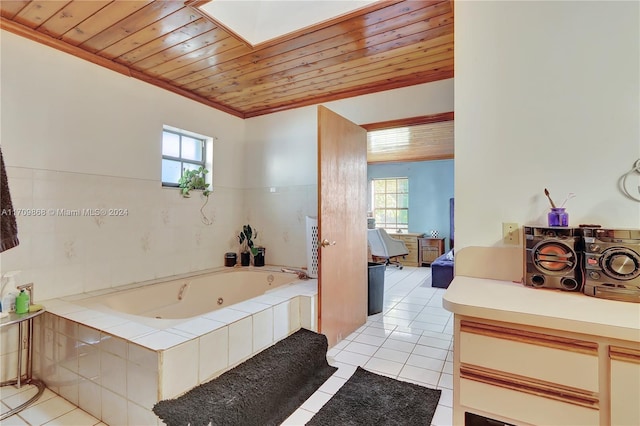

left=178, top=167, right=212, bottom=225
left=238, top=224, right=265, bottom=266
left=178, top=167, right=211, bottom=198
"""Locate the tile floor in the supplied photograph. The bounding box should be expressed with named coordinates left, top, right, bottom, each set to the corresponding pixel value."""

left=1, top=266, right=453, bottom=425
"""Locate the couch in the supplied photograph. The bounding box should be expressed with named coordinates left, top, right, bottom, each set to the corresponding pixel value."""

left=432, top=249, right=454, bottom=289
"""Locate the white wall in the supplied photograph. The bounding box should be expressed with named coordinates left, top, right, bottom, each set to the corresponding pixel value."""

left=454, top=1, right=640, bottom=276
left=0, top=31, right=246, bottom=300
left=243, top=106, right=319, bottom=268
left=0, top=28, right=454, bottom=295
left=244, top=79, right=455, bottom=267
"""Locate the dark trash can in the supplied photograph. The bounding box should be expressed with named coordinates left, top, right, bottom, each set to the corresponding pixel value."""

left=367, top=262, right=385, bottom=315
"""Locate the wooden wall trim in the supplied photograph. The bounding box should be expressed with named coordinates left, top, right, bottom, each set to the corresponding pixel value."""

left=0, top=17, right=245, bottom=119
left=1, top=17, right=131, bottom=77
left=361, top=111, right=454, bottom=131
left=367, top=153, right=454, bottom=165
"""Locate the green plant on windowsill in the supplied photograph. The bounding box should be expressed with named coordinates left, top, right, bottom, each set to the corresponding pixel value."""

left=178, top=167, right=212, bottom=225
left=178, top=167, right=211, bottom=198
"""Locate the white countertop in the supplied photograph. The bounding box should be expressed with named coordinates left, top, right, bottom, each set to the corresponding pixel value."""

left=443, top=276, right=640, bottom=342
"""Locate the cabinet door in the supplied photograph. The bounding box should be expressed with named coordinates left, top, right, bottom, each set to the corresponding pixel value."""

left=422, top=247, right=440, bottom=264
left=418, top=238, right=444, bottom=265
left=610, top=346, right=640, bottom=426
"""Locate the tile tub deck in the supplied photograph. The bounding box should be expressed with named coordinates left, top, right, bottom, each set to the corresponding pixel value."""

left=30, top=274, right=317, bottom=425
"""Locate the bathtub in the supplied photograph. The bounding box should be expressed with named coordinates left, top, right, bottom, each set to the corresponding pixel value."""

left=79, top=269, right=300, bottom=320
left=34, top=267, right=318, bottom=425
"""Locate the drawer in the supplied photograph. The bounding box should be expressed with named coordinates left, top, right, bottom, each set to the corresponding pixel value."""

left=460, top=378, right=599, bottom=426
left=460, top=321, right=599, bottom=392
left=403, top=242, right=418, bottom=250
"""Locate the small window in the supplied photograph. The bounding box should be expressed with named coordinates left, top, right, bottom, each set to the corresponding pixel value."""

left=371, top=177, right=409, bottom=232
left=162, top=127, right=209, bottom=187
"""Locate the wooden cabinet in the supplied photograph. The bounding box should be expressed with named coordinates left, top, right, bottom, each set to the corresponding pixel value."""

left=388, top=232, right=423, bottom=267
left=458, top=320, right=600, bottom=426
left=454, top=316, right=640, bottom=426
left=445, top=276, right=640, bottom=426
left=418, top=237, right=445, bottom=266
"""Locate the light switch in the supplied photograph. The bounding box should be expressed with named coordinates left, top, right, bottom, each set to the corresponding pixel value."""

left=502, top=223, right=519, bottom=245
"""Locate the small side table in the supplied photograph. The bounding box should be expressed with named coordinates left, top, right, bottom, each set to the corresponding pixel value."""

left=0, top=308, right=46, bottom=420
left=418, top=237, right=445, bottom=266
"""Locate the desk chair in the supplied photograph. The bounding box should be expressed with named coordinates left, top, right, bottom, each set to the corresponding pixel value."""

left=367, top=228, right=409, bottom=269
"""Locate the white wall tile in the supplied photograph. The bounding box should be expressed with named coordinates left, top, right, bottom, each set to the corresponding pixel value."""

left=289, top=297, right=300, bottom=333
left=198, top=327, right=229, bottom=382
left=56, top=334, right=78, bottom=373
left=128, top=342, right=158, bottom=371
left=100, top=351, right=127, bottom=396
left=101, top=388, right=128, bottom=426
left=273, top=301, right=290, bottom=340
left=161, top=339, right=199, bottom=399
left=127, top=361, right=159, bottom=409
left=299, top=296, right=317, bottom=331
left=100, top=333, right=127, bottom=359
left=128, top=400, right=160, bottom=426
left=78, top=342, right=101, bottom=383
left=0, top=351, right=19, bottom=383
left=0, top=325, right=19, bottom=356
left=57, top=366, right=79, bottom=405
left=252, top=308, right=274, bottom=351
left=78, top=378, right=102, bottom=420
left=228, top=317, right=252, bottom=366
left=78, top=325, right=101, bottom=345
left=57, top=317, right=78, bottom=339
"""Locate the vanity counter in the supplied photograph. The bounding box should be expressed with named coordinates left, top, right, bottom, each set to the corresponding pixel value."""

left=443, top=276, right=640, bottom=342
left=443, top=276, right=640, bottom=426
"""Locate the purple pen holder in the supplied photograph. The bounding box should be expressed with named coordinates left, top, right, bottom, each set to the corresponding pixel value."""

left=547, top=207, right=569, bottom=227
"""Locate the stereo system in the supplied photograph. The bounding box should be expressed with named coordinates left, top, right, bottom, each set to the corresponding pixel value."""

left=524, top=226, right=640, bottom=303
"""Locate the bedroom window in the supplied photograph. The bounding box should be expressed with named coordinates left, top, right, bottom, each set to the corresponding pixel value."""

left=372, top=177, right=409, bottom=231
left=161, top=127, right=211, bottom=187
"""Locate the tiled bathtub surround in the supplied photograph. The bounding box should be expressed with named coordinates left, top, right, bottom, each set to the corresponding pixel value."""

left=0, top=321, right=24, bottom=384
left=2, top=167, right=245, bottom=302
left=31, top=279, right=317, bottom=425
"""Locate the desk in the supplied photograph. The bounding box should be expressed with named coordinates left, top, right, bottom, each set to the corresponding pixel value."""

left=388, top=232, right=424, bottom=266
left=0, top=309, right=46, bottom=420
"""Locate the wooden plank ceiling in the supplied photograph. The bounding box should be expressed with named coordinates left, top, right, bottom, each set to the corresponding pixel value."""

left=0, top=0, right=454, bottom=118
left=364, top=112, right=454, bottom=163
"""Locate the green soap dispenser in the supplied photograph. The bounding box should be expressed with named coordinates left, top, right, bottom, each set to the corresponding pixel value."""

left=15, top=289, right=30, bottom=314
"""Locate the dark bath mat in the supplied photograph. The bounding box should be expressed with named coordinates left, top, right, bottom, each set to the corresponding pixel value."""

left=152, top=328, right=337, bottom=426
left=307, top=366, right=442, bottom=426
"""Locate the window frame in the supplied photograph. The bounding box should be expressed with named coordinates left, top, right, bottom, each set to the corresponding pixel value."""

left=371, top=177, right=409, bottom=232
left=161, top=128, right=208, bottom=188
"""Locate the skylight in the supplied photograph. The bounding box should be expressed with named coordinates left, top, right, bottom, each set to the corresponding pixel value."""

left=196, top=0, right=378, bottom=46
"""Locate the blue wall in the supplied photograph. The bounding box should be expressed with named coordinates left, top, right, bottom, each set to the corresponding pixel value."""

left=368, top=159, right=454, bottom=250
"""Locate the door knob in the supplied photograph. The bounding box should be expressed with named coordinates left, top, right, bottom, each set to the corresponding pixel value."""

left=320, top=239, right=336, bottom=247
